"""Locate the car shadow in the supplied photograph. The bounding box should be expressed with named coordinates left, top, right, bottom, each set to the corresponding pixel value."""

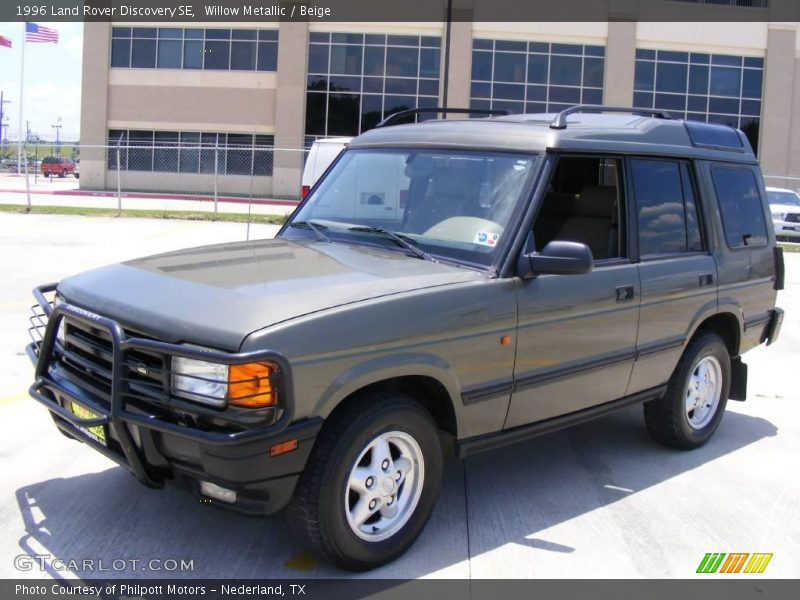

left=15, top=405, right=777, bottom=579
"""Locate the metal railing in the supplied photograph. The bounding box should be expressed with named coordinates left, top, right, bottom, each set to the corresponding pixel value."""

left=764, top=175, right=800, bottom=190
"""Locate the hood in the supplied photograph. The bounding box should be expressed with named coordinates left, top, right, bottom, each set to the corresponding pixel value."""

left=57, top=239, right=484, bottom=350
left=770, top=203, right=800, bottom=214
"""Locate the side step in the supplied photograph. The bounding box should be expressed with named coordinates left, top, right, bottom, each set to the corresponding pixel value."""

left=457, top=385, right=667, bottom=459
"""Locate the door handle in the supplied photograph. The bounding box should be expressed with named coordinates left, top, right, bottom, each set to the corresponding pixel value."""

left=616, top=285, right=635, bottom=302
left=699, top=273, right=714, bottom=287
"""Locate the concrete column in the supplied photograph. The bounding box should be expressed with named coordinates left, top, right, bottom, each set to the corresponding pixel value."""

left=272, top=16, right=309, bottom=199
left=759, top=25, right=797, bottom=184
left=79, top=22, right=111, bottom=189
left=441, top=12, right=473, bottom=115
left=786, top=44, right=800, bottom=189
left=603, top=20, right=637, bottom=107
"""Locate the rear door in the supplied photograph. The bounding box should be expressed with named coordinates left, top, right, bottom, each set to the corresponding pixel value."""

left=626, top=158, right=718, bottom=394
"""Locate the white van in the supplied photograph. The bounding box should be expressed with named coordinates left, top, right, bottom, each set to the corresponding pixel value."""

left=301, top=137, right=352, bottom=199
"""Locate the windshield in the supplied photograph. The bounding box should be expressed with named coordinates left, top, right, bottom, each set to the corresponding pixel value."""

left=284, top=148, right=539, bottom=267
left=768, top=190, right=800, bottom=207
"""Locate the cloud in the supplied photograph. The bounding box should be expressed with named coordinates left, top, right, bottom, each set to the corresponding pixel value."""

left=0, top=23, right=83, bottom=141
left=21, top=81, right=82, bottom=141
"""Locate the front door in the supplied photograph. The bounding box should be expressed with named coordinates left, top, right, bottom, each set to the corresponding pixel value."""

left=505, top=155, right=641, bottom=428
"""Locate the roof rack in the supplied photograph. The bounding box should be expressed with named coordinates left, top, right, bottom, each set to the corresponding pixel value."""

left=549, top=105, right=674, bottom=130
left=375, top=107, right=508, bottom=128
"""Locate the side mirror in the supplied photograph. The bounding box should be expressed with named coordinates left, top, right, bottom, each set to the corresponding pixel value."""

left=517, top=240, right=594, bottom=278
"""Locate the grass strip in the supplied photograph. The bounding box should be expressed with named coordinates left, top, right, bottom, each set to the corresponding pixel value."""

left=0, top=203, right=288, bottom=225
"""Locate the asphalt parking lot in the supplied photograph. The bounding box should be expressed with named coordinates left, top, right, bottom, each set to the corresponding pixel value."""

left=0, top=213, right=798, bottom=579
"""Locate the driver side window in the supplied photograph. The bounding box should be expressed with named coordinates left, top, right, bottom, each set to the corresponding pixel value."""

left=532, top=156, right=626, bottom=262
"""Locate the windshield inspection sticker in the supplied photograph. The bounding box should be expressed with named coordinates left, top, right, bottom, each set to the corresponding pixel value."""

left=474, top=231, right=500, bottom=247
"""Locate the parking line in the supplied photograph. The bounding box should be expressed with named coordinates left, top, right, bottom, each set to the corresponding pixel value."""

left=0, top=301, right=29, bottom=309
left=0, top=393, right=28, bottom=405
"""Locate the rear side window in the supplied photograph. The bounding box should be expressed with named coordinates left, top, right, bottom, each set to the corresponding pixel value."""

left=631, top=158, right=704, bottom=256
left=711, top=166, right=768, bottom=248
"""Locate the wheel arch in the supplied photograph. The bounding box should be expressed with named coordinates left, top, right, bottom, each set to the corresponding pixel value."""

left=688, top=311, right=742, bottom=358
left=313, top=354, right=461, bottom=438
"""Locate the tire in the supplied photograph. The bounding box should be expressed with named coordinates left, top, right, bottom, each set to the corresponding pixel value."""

left=644, top=332, right=730, bottom=449
left=288, top=392, right=443, bottom=571
left=43, top=172, right=50, bottom=178
left=59, top=170, right=67, bottom=178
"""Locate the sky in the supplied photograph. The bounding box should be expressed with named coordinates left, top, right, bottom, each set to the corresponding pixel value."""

left=0, top=22, right=83, bottom=143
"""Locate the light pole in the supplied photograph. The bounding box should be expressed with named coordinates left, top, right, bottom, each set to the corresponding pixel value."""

left=51, top=117, right=62, bottom=155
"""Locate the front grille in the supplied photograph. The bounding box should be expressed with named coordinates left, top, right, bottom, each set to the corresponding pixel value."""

left=58, top=317, right=169, bottom=408
left=786, top=213, right=800, bottom=224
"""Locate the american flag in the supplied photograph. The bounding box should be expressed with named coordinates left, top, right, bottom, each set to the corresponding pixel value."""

left=25, top=23, right=58, bottom=44
left=0, top=35, right=11, bottom=49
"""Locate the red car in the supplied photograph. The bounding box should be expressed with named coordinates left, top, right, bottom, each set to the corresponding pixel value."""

left=41, top=156, right=78, bottom=178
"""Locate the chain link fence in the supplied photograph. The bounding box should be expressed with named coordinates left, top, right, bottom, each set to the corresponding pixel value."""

left=763, top=175, right=800, bottom=192
left=2, top=140, right=799, bottom=246
left=1, top=140, right=308, bottom=216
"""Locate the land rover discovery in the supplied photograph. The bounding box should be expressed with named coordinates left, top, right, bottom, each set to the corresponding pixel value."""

left=26, top=106, right=784, bottom=570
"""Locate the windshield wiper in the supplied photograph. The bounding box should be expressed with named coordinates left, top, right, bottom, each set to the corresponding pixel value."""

left=288, top=220, right=332, bottom=244
left=348, top=226, right=437, bottom=263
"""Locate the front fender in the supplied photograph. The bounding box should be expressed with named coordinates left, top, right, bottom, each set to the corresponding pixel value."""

left=312, top=352, right=462, bottom=425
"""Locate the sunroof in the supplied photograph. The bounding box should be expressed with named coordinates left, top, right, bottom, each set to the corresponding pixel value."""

left=684, top=121, right=745, bottom=152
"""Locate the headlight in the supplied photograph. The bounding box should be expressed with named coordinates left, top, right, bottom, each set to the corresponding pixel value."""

left=772, top=211, right=788, bottom=221
left=171, top=357, right=277, bottom=409
left=172, top=357, right=229, bottom=407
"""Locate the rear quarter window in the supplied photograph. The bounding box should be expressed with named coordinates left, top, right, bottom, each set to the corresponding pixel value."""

left=630, top=158, right=704, bottom=256
left=711, top=165, right=768, bottom=248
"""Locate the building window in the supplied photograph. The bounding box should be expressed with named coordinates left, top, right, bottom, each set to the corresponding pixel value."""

left=470, top=39, right=605, bottom=115
left=110, top=27, right=278, bottom=72
left=633, top=49, right=763, bottom=153
left=305, top=32, right=442, bottom=139
left=107, top=130, right=275, bottom=177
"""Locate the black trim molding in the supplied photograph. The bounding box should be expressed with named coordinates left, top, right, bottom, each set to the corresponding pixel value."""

left=461, top=380, right=514, bottom=405
left=634, top=336, right=685, bottom=359
left=514, top=350, right=636, bottom=392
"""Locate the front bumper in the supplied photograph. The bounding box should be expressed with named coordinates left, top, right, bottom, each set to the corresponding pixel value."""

left=27, top=283, right=321, bottom=515
left=773, top=219, right=800, bottom=239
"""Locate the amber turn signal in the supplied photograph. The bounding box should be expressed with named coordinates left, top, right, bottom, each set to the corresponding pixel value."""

left=227, top=362, right=277, bottom=408
left=270, top=438, right=299, bottom=457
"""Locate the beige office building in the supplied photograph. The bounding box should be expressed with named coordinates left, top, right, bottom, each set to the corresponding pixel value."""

left=79, top=15, right=800, bottom=199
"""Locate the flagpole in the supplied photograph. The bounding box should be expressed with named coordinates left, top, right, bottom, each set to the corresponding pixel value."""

left=17, top=22, right=25, bottom=175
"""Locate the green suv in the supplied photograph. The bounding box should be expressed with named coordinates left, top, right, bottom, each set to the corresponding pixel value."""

left=27, top=106, right=784, bottom=570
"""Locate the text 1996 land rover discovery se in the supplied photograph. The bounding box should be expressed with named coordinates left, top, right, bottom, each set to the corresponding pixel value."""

left=27, top=106, right=784, bottom=570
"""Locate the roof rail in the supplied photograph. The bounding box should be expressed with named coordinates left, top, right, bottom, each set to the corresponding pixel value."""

left=375, top=107, right=508, bottom=128
left=550, top=105, right=674, bottom=130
